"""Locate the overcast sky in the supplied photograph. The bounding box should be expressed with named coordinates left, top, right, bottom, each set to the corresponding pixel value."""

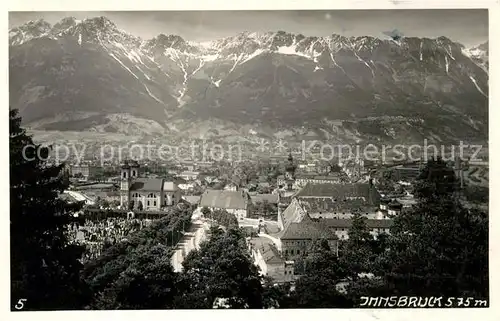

left=9, top=10, right=488, bottom=47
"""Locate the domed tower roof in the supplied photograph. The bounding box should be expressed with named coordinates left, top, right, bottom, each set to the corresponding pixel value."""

left=285, top=152, right=296, bottom=172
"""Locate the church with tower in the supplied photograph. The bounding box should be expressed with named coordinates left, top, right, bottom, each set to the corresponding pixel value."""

left=120, top=160, right=182, bottom=211
left=277, top=152, right=297, bottom=191
left=276, top=153, right=298, bottom=220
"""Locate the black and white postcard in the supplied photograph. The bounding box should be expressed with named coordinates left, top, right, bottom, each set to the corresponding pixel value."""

left=3, top=1, right=498, bottom=320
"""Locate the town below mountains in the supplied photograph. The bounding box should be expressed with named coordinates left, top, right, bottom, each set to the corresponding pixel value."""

left=10, top=16, right=488, bottom=146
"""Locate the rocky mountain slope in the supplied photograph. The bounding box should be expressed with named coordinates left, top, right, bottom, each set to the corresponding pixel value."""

left=9, top=16, right=489, bottom=144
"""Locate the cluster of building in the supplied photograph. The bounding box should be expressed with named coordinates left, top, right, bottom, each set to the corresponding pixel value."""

left=62, top=152, right=426, bottom=285
left=245, top=153, right=405, bottom=283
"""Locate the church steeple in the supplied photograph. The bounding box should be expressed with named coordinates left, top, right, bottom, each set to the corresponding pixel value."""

left=285, top=150, right=296, bottom=181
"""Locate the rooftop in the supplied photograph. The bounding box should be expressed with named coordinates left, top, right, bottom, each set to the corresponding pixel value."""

left=182, top=195, right=201, bottom=205
left=294, top=183, right=380, bottom=205
left=163, top=181, right=179, bottom=192
left=297, top=197, right=379, bottom=214
left=180, top=171, right=200, bottom=175
left=199, top=190, right=248, bottom=210
left=279, top=198, right=310, bottom=232
left=249, top=237, right=284, bottom=264
left=280, top=220, right=337, bottom=240
left=130, top=178, right=164, bottom=192
left=295, top=172, right=342, bottom=180
left=250, top=193, right=279, bottom=204
left=260, top=243, right=285, bottom=264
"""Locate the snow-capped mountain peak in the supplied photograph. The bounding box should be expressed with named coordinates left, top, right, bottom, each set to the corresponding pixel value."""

left=462, top=41, right=488, bottom=73
left=51, top=17, right=80, bottom=35
left=9, top=16, right=489, bottom=144
left=9, top=19, right=52, bottom=46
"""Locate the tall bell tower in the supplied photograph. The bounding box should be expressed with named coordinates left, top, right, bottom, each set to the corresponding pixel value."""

left=120, top=162, right=131, bottom=208
left=285, top=151, right=296, bottom=190
left=130, top=160, right=140, bottom=178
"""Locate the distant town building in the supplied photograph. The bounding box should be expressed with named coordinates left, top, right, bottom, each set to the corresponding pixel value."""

left=179, top=171, right=200, bottom=181
left=297, top=163, right=317, bottom=172
left=396, top=196, right=417, bottom=208
left=224, top=182, right=239, bottom=191
left=198, top=190, right=250, bottom=219
left=120, top=160, right=181, bottom=211
left=293, top=182, right=381, bottom=218
left=195, top=161, right=215, bottom=169
left=177, top=181, right=196, bottom=191
left=249, top=193, right=279, bottom=205
left=379, top=198, right=404, bottom=216
left=70, top=164, right=101, bottom=181
left=278, top=152, right=297, bottom=190
left=277, top=199, right=338, bottom=259
left=322, top=218, right=392, bottom=240
left=390, top=164, right=421, bottom=181
left=293, top=172, right=345, bottom=188
left=277, top=181, right=398, bottom=241
left=277, top=153, right=347, bottom=189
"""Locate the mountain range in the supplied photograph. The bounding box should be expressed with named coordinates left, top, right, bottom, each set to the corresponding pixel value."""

left=9, top=16, right=489, bottom=144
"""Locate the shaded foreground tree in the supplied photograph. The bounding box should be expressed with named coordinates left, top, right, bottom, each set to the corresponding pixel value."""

left=378, top=157, right=488, bottom=300
left=261, top=277, right=294, bottom=308
left=88, top=244, right=177, bottom=309
left=291, top=239, right=351, bottom=308
left=174, top=227, right=264, bottom=308
left=339, top=213, right=374, bottom=281
left=10, top=109, right=88, bottom=310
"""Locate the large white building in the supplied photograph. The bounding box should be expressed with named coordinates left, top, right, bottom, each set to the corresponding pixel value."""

left=198, top=190, right=250, bottom=219
left=276, top=153, right=347, bottom=190
left=277, top=182, right=401, bottom=241
left=120, top=160, right=181, bottom=211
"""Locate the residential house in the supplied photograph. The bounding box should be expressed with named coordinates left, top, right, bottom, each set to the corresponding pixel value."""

left=249, top=237, right=294, bottom=283
left=224, top=182, right=239, bottom=191
left=321, top=218, right=393, bottom=240
left=179, top=171, right=200, bottom=181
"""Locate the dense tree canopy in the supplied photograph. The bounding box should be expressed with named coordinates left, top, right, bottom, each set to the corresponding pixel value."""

left=292, top=239, right=351, bottom=308
left=380, top=158, right=488, bottom=299
left=339, top=213, right=374, bottom=280
left=248, top=200, right=278, bottom=219
left=10, top=109, right=88, bottom=310
left=175, top=227, right=264, bottom=308
left=210, top=209, right=239, bottom=228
